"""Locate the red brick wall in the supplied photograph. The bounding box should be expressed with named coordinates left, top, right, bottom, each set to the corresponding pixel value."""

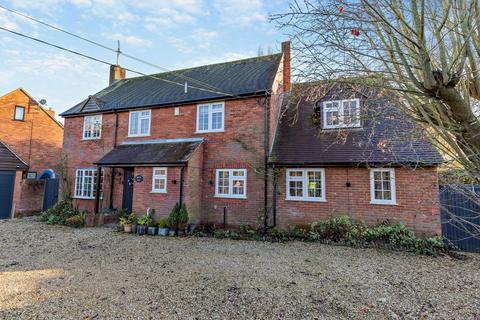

left=184, top=143, right=204, bottom=222
left=63, top=97, right=268, bottom=228
left=275, top=166, right=441, bottom=236
left=0, top=89, right=64, bottom=173
left=18, top=179, right=46, bottom=215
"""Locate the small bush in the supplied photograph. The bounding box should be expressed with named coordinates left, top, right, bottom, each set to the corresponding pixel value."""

left=46, top=214, right=63, bottom=225
left=157, top=218, right=169, bottom=228
left=64, top=214, right=85, bottom=228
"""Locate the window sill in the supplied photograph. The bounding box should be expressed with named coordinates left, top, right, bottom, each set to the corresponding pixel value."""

left=82, top=137, right=101, bottom=141
left=286, top=197, right=326, bottom=202
left=151, top=190, right=167, bottom=194
left=127, top=134, right=151, bottom=138
left=73, top=196, right=95, bottom=200
left=369, top=201, right=397, bottom=206
left=195, top=130, right=224, bottom=134
left=214, top=194, right=247, bottom=200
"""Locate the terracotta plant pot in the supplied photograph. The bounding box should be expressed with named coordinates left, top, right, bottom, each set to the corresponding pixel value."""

left=123, top=224, right=132, bottom=233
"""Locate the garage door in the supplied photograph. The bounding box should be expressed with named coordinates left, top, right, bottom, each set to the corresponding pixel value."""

left=0, top=170, right=15, bottom=219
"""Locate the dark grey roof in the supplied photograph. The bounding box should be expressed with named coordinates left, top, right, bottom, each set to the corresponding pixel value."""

left=61, top=54, right=282, bottom=117
left=0, top=141, right=28, bottom=170
left=95, top=140, right=202, bottom=166
left=270, top=84, right=443, bottom=166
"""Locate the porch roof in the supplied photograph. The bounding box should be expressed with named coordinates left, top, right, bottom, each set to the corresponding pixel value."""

left=95, top=139, right=202, bottom=167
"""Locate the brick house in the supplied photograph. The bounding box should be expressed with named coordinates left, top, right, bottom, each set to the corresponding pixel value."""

left=0, top=88, right=64, bottom=218
left=60, top=42, right=443, bottom=235
left=0, top=88, right=64, bottom=176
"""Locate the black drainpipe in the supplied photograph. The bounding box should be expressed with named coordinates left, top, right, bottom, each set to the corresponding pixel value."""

left=263, top=90, right=269, bottom=233
left=179, top=166, right=185, bottom=206
left=109, top=111, right=119, bottom=209
left=272, top=163, right=277, bottom=228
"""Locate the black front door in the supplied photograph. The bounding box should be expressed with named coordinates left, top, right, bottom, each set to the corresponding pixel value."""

left=122, top=168, right=134, bottom=213
left=0, top=171, right=16, bottom=219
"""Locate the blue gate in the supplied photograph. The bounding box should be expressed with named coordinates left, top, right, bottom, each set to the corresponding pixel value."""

left=43, top=178, right=59, bottom=211
left=440, top=185, right=480, bottom=253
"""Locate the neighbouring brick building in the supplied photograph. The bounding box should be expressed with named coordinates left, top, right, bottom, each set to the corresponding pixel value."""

left=0, top=88, right=64, bottom=218
left=60, top=41, right=443, bottom=235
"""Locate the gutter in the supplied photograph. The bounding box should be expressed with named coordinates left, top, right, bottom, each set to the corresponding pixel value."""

left=109, top=111, right=119, bottom=209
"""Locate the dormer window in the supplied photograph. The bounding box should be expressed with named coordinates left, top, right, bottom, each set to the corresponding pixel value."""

left=322, top=98, right=361, bottom=129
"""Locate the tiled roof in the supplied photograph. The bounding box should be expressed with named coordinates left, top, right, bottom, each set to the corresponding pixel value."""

left=95, top=139, right=202, bottom=166
left=0, top=140, right=28, bottom=170
left=269, top=84, right=443, bottom=166
left=61, top=54, right=282, bottom=117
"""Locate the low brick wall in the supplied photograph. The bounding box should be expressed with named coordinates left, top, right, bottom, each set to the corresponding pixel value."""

left=17, top=179, right=45, bottom=216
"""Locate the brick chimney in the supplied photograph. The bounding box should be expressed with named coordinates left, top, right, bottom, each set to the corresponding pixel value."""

left=281, top=41, right=291, bottom=92
left=109, top=64, right=126, bottom=85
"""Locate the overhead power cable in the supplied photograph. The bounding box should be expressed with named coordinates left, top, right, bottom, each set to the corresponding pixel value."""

left=0, top=4, right=235, bottom=94
left=0, top=26, right=238, bottom=97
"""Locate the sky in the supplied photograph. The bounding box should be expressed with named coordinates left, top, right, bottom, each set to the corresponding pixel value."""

left=0, top=0, right=290, bottom=120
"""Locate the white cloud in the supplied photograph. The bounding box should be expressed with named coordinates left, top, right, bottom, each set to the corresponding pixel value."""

left=213, top=0, right=266, bottom=26
left=103, top=32, right=153, bottom=48
left=71, top=0, right=92, bottom=7
left=0, top=11, right=19, bottom=30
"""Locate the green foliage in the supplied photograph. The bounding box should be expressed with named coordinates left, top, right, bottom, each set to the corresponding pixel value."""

left=308, top=216, right=450, bottom=256
left=64, top=213, right=85, bottom=228
left=46, top=214, right=63, bottom=225
left=213, top=229, right=240, bottom=240
left=119, top=213, right=135, bottom=225
left=136, top=214, right=153, bottom=227
left=168, top=203, right=189, bottom=229
left=41, top=199, right=83, bottom=227
left=157, top=218, right=169, bottom=228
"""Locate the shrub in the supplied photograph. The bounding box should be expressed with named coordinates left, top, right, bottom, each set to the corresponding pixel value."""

left=46, top=214, right=63, bottom=225
left=64, top=214, right=85, bottom=228
left=136, top=214, right=153, bottom=227
left=168, top=203, right=180, bottom=229
left=157, top=218, right=169, bottom=228
left=119, top=213, right=134, bottom=225
left=308, top=216, right=450, bottom=256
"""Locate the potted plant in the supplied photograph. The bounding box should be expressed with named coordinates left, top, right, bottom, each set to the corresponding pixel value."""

left=177, top=204, right=189, bottom=236
left=157, top=218, right=170, bottom=236
left=168, top=203, right=180, bottom=236
left=147, top=220, right=157, bottom=235
left=136, top=214, right=152, bottom=235
left=119, top=214, right=133, bottom=233
left=131, top=214, right=137, bottom=233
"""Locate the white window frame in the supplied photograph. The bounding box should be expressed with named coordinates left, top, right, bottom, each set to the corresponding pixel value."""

left=151, top=167, right=168, bottom=193
left=128, top=109, right=151, bottom=137
left=370, top=168, right=397, bottom=205
left=286, top=168, right=326, bottom=202
left=322, top=98, right=361, bottom=129
left=196, top=102, right=225, bottom=133
left=215, top=169, right=247, bottom=199
left=82, top=114, right=102, bottom=140
left=74, top=168, right=103, bottom=200
left=14, top=106, right=25, bottom=121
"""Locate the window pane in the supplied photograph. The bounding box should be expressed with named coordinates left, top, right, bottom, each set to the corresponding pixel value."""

left=326, top=111, right=339, bottom=126
left=198, top=106, right=209, bottom=131
left=140, top=118, right=149, bottom=134
left=233, top=179, right=244, bottom=195
left=218, top=171, right=229, bottom=194
left=130, top=113, right=139, bottom=134
left=289, top=171, right=303, bottom=177
left=307, top=171, right=322, bottom=198
left=289, top=180, right=303, bottom=197
left=212, top=111, right=223, bottom=130
left=343, top=100, right=358, bottom=125
left=383, top=190, right=392, bottom=200
left=14, top=107, right=24, bottom=120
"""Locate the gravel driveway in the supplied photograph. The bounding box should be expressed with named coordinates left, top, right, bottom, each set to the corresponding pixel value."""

left=0, top=217, right=478, bottom=319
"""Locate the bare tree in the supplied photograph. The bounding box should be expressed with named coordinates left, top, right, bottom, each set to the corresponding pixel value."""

left=271, top=0, right=480, bottom=179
